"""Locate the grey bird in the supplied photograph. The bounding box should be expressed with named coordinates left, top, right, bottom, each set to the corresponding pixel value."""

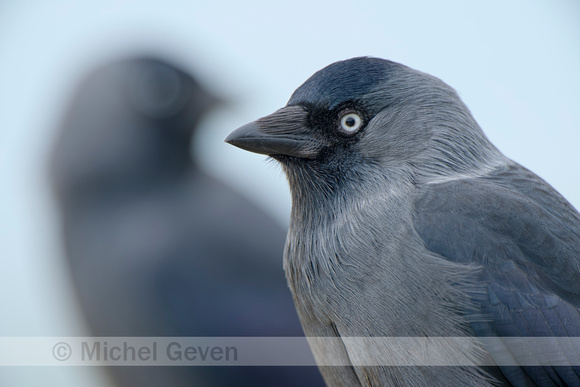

left=226, top=57, right=580, bottom=386
left=50, top=57, right=324, bottom=387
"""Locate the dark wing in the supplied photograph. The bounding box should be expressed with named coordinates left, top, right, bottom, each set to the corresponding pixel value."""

left=413, top=163, right=580, bottom=386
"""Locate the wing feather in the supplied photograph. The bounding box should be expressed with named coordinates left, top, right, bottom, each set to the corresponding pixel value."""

left=413, top=163, right=580, bottom=385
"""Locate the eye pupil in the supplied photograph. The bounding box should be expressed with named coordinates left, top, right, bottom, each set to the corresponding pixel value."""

left=345, top=117, right=356, bottom=127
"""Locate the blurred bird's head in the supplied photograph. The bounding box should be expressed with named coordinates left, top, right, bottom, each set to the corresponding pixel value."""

left=51, top=57, right=220, bottom=203
left=226, top=57, right=503, bottom=200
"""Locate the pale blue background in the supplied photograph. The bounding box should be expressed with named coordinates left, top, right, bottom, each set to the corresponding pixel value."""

left=0, top=1, right=578, bottom=385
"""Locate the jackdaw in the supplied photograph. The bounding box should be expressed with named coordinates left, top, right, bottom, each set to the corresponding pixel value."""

left=226, top=56, right=580, bottom=386
left=50, top=57, right=324, bottom=387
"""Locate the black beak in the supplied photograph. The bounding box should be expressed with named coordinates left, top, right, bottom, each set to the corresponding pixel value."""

left=225, top=105, right=322, bottom=159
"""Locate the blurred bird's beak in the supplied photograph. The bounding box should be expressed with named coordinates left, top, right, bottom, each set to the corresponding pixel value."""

left=225, top=105, right=322, bottom=159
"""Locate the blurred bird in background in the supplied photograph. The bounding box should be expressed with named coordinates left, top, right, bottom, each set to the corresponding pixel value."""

left=50, top=57, right=324, bottom=387
left=226, top=57, right=580, bottom=386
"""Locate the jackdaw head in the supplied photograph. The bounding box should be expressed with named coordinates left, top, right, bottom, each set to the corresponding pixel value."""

left=51, top=57, right=219, bottom=203
left=226, top=57, right=504, bottom=198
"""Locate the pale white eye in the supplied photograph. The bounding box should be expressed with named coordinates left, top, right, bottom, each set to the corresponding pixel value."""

left=340, top=113, right=362, bottom=133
